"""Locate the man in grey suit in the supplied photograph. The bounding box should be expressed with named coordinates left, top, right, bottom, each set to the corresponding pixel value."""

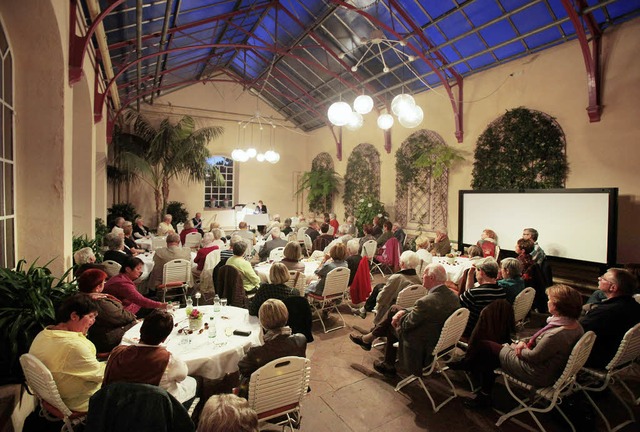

left=350, top=263, right=460, bottom=376
left=258, top=227, right=287, bottom=262
left=148, top=233, right=191, bottom=290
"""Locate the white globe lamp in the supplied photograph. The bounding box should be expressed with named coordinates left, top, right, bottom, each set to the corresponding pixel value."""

left=391, top=93, right=416, bottom=117
left=256, top=153, right=265, bottom=162
left=353, top=95, right=373, bottom=114
left=398, top=105, right=424, bottom=128
left=246, top=148, right=257, bottom=158
left=345, top=112, right=364, bottom=131
left=377, top=113, right=394, bottom=130
left=327, top=101, right=352, bottom=126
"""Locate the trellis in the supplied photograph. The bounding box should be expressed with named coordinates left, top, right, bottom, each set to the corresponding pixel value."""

left=343, top=143, right=381, bottom=218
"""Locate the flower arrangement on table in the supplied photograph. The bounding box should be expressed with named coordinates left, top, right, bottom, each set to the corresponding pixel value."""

left=446, top=253, right=456, bottom=264
left=188, top=308, right=204, bottom=330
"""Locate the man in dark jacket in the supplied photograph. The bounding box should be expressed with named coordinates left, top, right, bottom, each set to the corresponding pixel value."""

left=581, top=268, right=640, bottom=368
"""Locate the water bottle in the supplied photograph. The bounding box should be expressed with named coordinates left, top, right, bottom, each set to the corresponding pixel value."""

left=214, top=294, right=221, bottom=312
left=208, top=317, right=216, bottom=338
left=185, top=296, right=193, bottom=316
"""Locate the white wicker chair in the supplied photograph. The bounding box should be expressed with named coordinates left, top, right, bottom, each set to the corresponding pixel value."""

left=307, top=267, right=350, bottom=333
left=396, top=284, right=428, bottom=308
left=102, top=260, right=121, bottom=278
left=513, top=287, right=536, bottom=329
left=157, top=259, right=190, bottom=303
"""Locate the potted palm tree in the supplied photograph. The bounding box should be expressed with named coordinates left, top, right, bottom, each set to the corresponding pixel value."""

left=296, top=167, right=342, bottom=214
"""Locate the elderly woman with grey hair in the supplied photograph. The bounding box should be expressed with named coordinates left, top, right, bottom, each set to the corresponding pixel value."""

left=198, top=394, right=258, bottom=432
left=103, top=232, right=129, bottom=266
left=498, top=257, right=525, bottom=303
left=74, top=247, right=106, bottom=276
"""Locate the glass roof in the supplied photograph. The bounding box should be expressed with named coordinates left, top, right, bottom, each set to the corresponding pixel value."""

left=88, top=0, right=640, bottom=131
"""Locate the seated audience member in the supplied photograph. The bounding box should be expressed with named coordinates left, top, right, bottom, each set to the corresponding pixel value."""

left=157, top=214, right=174, bottom=236
left=328, top=213, right=340, bottom=236
left=179, top=220, right=198, bottom=246
left=464, top=284, right=583, bottom=408
left=414, top=235, right=433, bottom=265
left=29, top=294, right=105, bottom=412
left=264, top=214, right=281, bottom=235
left=581, top=268, right=640, bottom=368
left=371, top=216, right=383, bottom=237
left=112, top=227, right=134, bottom=256
left=104, top=256, right=168, bottom=318
left=358, top=224, right=376, bottom=254
left=477, top=229, right=498, bottom=258
left=282, top=217, right=293, bottom=236
left=74, top=246, right=104, bottom=276
left=258, top=227, right=287, bottom=262
left=213, top=235, right=242, bottom=287
left=103, top=310, right=197, bottom=406
left=249, top=263, right=299, bottom=316
left=305, top=220, right=320, bottom=243
left=103, top=232, right=130, bottom=266
left=428, top=228, right=451, bottom=256
left=227, top=241, right=261, bottom=294
left=305, top=243, right=348, bottom=296
left=336, top=224, right=353, bottom=245
left=133, top=217, right=150, bottom=239
left=345, top=239, right=363, bottom=286
left=198, top=394, right=258, bottom=432
left=353, top=251, right=421, bottom=321
left=459, top=257, right=506, bottom=337
left=238, top=299, right=307, bottom=397
left=232, top=221, right=255, bottom=244
left=451, top=245, right=485, bottom=293
left=111, top=217, right=125, bottom=233
left=515, top=238, right=536, bottom=281
left=312, top=223, right=334, bottom=252
left=216, top=265, right=249, bottom=308
left=376, top=221, right=394, bottom=248
left=393, top=222, right=406, bottom=247
left=77, top=269, right=137, bottom=353
left=349, top=264, right=460, bottom=376
left=498, top=258, right=525, bottom=304
left=148, top=233, right=192, bottom=290
left=281, top=241, right=305, bottom=273
left=122, top=223, right=144, bottom=255
left=344, top=215, right=357, bottom=236
left=523, top=227, right=546, bottom=265
left=211, top=228, right=226, bottom=250
left=193, top=232, right=219, bottom=278
left=294, top=215, right=307, bottom=231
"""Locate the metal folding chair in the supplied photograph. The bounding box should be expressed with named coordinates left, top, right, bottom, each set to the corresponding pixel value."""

left=157, top=259, right=190, bottom=303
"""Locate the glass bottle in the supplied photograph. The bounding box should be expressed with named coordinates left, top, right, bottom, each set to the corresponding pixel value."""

left=214, top=294, right=221, bottom=312
left=208, top=317, right=216, bottom=338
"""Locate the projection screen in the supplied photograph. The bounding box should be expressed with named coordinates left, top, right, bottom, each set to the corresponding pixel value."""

left=458, top=188, right=618, bottom=265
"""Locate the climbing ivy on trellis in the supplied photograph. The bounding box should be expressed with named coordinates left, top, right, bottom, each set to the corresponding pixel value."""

left=343, top=143, right=380, bottom=219
left=472, top=107, right=569, bottom=190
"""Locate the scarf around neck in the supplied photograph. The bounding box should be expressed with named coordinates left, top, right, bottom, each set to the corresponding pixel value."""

left=527, top=315, right=577, bottom=349
left=264, top=326, right=292, bottom=342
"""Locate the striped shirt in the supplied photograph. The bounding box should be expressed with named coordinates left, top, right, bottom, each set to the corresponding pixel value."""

left=460, top=283, right=506, bottom=336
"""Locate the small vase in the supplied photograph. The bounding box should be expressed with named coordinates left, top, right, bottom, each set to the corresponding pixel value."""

left=189, top=318, right=203, bottom=331
left=447, top=256, right=456, bottom=265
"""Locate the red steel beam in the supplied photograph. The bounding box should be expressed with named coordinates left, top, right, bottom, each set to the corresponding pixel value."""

left=560, top=0, right=602, bottom=122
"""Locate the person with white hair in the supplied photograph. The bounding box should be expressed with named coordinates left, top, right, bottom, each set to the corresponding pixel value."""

left=103, top=232, right=129, bottom=266
left=193, top=232, right=219, bottom=278
left=428, top=227, right=451, bottom=256
left=211, top=228, right=226, bottom=249
left=157, top=214, right=174, bottom=236
left=353, top=251, right=422, bottom=322
left=344, top=215, right=357, bottom=236
left=258, top=227, right=287, bottom=262
left=350, top=263, right=460, bottom=376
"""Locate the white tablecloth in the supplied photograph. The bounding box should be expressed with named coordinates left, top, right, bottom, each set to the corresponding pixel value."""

left=432, top=256, right=470, bottom=283
left=135, top=237, right=153, bottom=250
left=121, top=305, right=262, bottom=380
left=254, top=258, right=320, bottom=284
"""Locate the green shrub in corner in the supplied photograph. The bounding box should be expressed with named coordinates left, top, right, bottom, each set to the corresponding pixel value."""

left=354, top=195, right=388, bottom=236
left=0, top=260, right=77, bottom=384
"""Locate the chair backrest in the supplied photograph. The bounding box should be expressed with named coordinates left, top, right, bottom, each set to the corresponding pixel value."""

left=102, top=260, right=122, bottom=278
left=297, top=228, right=307, bottom=241
left=176, top=222, right=184, bottom=235
left=269, top=247, right=285, bottom=262
left=513, top=287, right=536, bottom=324
left=551, top=331, right=596, bottom=390
left=303, top=234, right=312, bottom=254
left=633, top=294, right=640, bottom=304
left=322, top=267, right=351, bottom=297
left=151, top=236, right=167, bottom=251
left=162, top=259, right=191, bottom=285
left=361, top=240, right=377, bottom=259
left=203, top=249, right=222, bottom=271
left=396, top=284, right=427, bottom=308
left=287, top=233, right=298, bottom=242
left=241, top=238, right=253, bottom=260
left=605, top=322, right=640, bottom=372
left=184, top=232, right=202, bottom=249
left=20, top=353, right=74, bottom=418
left=247, top=356, right=311, bottom=421
left=309, top=250, right=325, bottom=260
left=431, top=308, right=470, bottom=358
left=285, top=270, right=306, bottom=296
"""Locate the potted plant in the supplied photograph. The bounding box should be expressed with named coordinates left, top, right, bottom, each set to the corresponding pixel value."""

left=0, top=260, right=77, bottom=384
left=296, top=167, right=342, bottom=214
left=354, top=195, right=389, bottom=235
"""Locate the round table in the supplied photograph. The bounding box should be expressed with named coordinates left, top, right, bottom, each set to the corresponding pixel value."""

left=121, top=305, right=262, bottom=380
left=432, top=256, right=470, bottom=283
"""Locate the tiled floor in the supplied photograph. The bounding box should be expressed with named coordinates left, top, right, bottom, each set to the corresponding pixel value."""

left=297, top=275, right=640, bottom=432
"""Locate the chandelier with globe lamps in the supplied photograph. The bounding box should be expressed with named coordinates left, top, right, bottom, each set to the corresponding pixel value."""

left=231, top=109, right=280, bottom=164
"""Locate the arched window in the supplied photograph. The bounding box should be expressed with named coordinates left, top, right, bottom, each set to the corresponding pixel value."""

left=0, top=19, right=14, bottom=268
left=343, top=143, right=380, bottom=218
left=204, top=156, right=235, bottom=208
left=395, top=130, right=449, bottom=234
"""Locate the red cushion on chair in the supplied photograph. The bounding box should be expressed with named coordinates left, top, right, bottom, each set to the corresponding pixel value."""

left=41, top=400, right=86, bottom=420
left=157, top=281, right=185, bottom=289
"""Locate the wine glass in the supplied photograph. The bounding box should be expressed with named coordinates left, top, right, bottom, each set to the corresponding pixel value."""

left=194, top=292, right=202, bottom=307
left=221, top=298, right=228, bottom=309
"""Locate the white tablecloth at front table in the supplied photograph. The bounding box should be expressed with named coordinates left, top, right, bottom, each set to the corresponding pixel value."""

left=254, top=258, right=321, bottom=284
left=121, top=305, right=262, bottom=380
left=432, top=256, right=470, bottom=283
left=135, top=237, right=153, bottom=250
